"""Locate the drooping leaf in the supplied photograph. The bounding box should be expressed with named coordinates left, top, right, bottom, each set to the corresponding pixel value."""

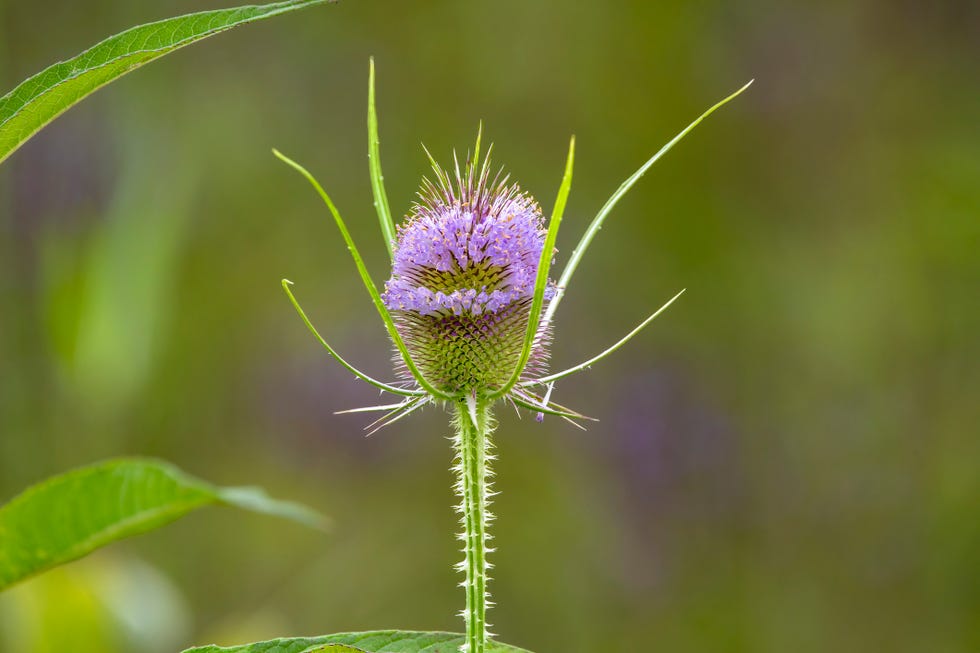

left=0, top=458, right=325, bottom=591
left=0, top=0, right=334, bottom=165
left=182, top=631, right=533, bottom=653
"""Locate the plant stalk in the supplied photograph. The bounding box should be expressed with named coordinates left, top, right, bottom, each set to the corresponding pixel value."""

left=453, top=398, right=493, bottom=653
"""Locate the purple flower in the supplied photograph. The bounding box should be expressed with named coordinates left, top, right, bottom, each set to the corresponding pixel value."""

left=381, top=152, right=554, bottom=395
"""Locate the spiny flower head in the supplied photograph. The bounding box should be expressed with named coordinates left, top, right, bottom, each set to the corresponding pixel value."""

left=382, top=152, right=554, bottom=396
left=278, top=66, right=745, bottom=428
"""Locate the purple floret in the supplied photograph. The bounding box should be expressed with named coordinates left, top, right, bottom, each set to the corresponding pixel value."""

left=382, top=154, right=553, bottom=316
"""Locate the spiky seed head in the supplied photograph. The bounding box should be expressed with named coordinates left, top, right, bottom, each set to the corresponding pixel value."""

left=382, top=149, right=553, bottom=396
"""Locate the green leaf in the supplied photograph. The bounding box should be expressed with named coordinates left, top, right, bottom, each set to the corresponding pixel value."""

left=0, top=458, right=325, bottom=592
left=0, top=0, right=333, bottom=165
left=182, top=631, right=533, bottom=653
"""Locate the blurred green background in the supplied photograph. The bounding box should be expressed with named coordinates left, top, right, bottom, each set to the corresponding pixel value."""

left=1, top=1, right=978, bottom=651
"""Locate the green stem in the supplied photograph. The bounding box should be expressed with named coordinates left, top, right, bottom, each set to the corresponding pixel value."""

left=453, top=398, right=493, bottom=653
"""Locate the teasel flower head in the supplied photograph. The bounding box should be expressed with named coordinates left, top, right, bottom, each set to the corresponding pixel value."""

left=275, top=60, right=749, bottom=429
left=381, top=151, right=554, bottom=396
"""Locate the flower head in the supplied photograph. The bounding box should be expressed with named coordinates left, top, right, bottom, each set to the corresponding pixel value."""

left=278, top=71, right=747, bottom=427
left=382, top=152, right=553, bottom=396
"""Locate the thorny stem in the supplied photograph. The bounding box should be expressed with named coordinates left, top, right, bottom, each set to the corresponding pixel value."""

left=453, top=398, right=494, bottom=653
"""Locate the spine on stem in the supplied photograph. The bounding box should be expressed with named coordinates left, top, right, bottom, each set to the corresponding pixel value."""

left=453, top=398, right=495, bottom=653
